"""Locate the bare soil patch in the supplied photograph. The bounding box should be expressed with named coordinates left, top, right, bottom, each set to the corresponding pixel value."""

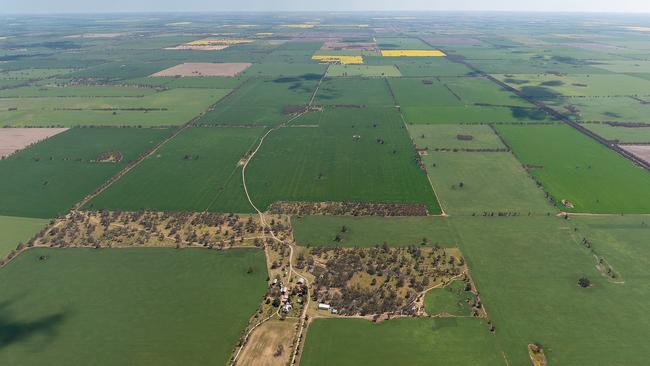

left=236, top=319, right=297, bottom=366
left=620, top=144, right=650, bottom=163
left=151, top=62, right=252, bottom=77
left=0, top=128, right=68, bottom=158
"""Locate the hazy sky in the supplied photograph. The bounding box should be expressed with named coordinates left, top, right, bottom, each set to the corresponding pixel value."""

left=2, top=0, right=650, bottom=14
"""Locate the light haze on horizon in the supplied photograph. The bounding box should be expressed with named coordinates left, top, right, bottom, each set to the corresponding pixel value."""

left=2, top=0, right=650, bottom=14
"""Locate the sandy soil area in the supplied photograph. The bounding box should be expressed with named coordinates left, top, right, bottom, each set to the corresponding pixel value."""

left=0, top=128, right=68, bottom=158
left=151, top=62, right=252, bottom=77
left=621, top=144, right=650, bottom=163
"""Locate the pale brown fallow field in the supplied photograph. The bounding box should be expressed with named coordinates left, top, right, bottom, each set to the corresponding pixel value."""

left=0, top=128, right=68, bottom=158
left=151, top=62, right=252, bottom=77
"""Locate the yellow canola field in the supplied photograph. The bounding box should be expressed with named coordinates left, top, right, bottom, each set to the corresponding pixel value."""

left=380, top=50, right=447, bottom=57
left=312, top=55, right=364, bottom=65
left=188, top=39, right=254, bottom=45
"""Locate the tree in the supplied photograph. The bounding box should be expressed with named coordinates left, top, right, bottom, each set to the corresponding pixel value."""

left=577, top=277, right=591, bottom=288
left=274, top=344, right=284, bottom=357
left=247, top=266, right=254, bottom=274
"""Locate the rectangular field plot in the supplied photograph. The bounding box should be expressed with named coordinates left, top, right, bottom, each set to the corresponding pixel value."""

left=496, top=123, right=650, bottom=213
left=243, top=62, right=327, bottom=77
left=314, top=78, right=395, bottom=107
left=390, top=77, right=548, bottom=124
left=293, top=215, right=456, bottom=247
left=376, top=37, right=434, bottom=50
left=495, top=73, right=650, bottom=98
left=197, top=76, right=320, bottom=126
left=86, top=127, right=264, bottom=213
left=421, top=151, right=553, bottom=215
left=592, top=60, right=650, bottom=73
left=301, top=318, right=503, bottom=366
left=0, top=127, right=171, bottom=218
left=364, top=56, right=472, bottom=77
left=583, top=123, right=650, bottom=143
left=0, top=88, right=230, bottom=127
left=621, top=145, right=650, bottom=164
left=408, top=125, right=506, bottom=150
left=326, top=65, right=401, bottom=77
left=561, top=97, right=650, bottom=123
left=0, top=215, right=48, bottom=258
left=0, top=248, right=267, bottom=366
left=0, top=85, right=159, bottom=98
left=449, top=216, right=650, bottom=365
left=151, top=62, right=252, bottom=77
left=245, top=108, right=441, bottom=213
left=0, top=128, right=68, bottom=158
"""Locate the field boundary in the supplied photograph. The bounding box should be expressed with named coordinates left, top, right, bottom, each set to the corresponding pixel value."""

left=72, top=79, right=252, bottom=212
left=384, top=77, right=447, bottom=216
left=418, top=37, right=650, bottom=172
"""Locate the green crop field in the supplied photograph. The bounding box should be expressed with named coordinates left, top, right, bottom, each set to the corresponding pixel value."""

left=408, top=124, right=506, bottom=150
left=0, top=88, right=230, bottom=127
left=0, top=127, right=171, bottom=218
left=582, top=123, right=650, bottom=143
left=301, top=317, right=502, bottom=366
left=495, top=73, right=650, bottom=98
left=424, top=280, right=478, bottom=316
left=389, top=77, right=549, bottom=124
left=560, top=97, right=650, bottom=123
left=497, top=123, right=650, bottom=213
left=315, top=78, right=395, bottom=107
left=421, top=151, right=553, bottom=215
left=326, top=65, right=401, bottom=77
left=86, top=127, right=264, bottom=213
left=364, top=56, right=472, bottom=77
left=197, top=76, right=320, bottom=126
left=2, top=12, right=650, bottom=366
left=292, top=215, right=456, bottom=247
left=450, top=215, right=650, bottom=365
left=245, top=107, right=441, bottom=213
left=0, top=216, right=48, bottom=258
left=0, top=247, right=267, bottom=366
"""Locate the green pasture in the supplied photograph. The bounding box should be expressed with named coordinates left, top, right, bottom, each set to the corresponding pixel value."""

left=197, top=76, right=319, bottom=126
left=0, top=248, right=267, bottom=366
left=301, top=317, right=502, bottom=366
left=422, top=151, right=552, bottom=215
left=0, top=88, right=229, bottom=127
left=315, top=78, right=395, bottom=106
left=582, top=123, right=650, bottom=143
left=0, top=127, right=171, bottom=218
left=292, top=215, right=456, bottom=247
left=326, top=65, right=401, bottom=77
left=245, top=108, right=440, bottom=213
left=408, top=124, right=506, bottom=150
left=496, top=123, right=650, bottom=213
left=449, top=215, right=650, bottom=365
left=0, top=216, right=48, bottom=258
left=87, top=127, right=264, bottom=213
